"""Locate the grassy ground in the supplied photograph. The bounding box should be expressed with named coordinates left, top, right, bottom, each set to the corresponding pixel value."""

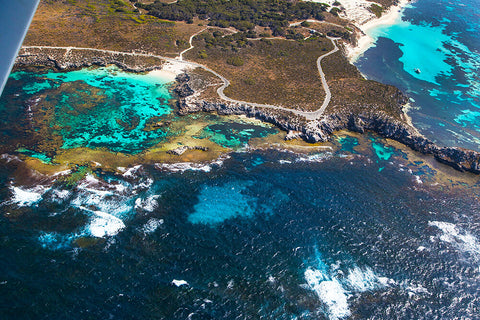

left=322, top=51, right=405, bottom=120
left=24, top=0, right=406, bottom=120
left=25, top=0, right=204, bottom=57
left=185, top=31, right=333, bottom=111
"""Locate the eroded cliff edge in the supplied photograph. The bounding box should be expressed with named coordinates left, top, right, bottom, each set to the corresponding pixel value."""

left=13, top=48, right=480, bottom=174
left=176, top=73, right=480, bottom=174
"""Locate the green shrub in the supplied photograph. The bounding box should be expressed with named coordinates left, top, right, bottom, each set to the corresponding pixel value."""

left=330, top=7, right=341, bottom=16
left=226, top=56, right=244, bottom=66
left=301, top=21, right=311, bottom=27
left=370, top=4, right=383, bottom=18
left=243, top=78, right=255, bottom=85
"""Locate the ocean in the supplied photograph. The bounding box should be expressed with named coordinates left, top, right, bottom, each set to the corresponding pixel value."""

left=1, top=0, right=480, bottom=319
left=355, top=0, right=480, bottom=151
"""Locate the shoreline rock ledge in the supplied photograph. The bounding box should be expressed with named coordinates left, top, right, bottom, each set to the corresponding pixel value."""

left=175, top=73, right=480, bottom=174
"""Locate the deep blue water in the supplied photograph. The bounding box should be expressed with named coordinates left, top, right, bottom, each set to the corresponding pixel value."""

left=1, top=0, right=480, bottom=318
left=356, top=0, right=480, bottom=151
left=2, top=143, right=480, bottom=319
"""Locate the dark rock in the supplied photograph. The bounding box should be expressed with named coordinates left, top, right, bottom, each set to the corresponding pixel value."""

left=167, top=145, right=209, bottom=156
left=174, top=74, right=194, bottom=98
left=175, top=83, right=480, bottom=173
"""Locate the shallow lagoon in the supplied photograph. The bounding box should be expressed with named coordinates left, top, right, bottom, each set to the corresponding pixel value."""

left=2, top=5, right=480, bottom=315
left=356, top=0, right=480, bottom=151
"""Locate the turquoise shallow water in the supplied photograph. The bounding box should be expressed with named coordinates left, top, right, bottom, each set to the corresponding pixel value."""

left=0, top=61, right=478, bottom=319
left=198, top=121, right=279, bottom=148
left=1, top=140, right=480, bottom=319
left=1, top=0, right=480, bottom=317
left=3, top=66, right=175, bottom=154
left=0, top=66, right=279, bottom=157
left=356, top=0, right=480, bottom=151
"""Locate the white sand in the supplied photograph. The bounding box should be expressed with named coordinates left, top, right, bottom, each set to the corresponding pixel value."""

left=148, top=60, right=195, bottom=81
left=345, top=0, right=411, bottom=61
left=308, top=0, right=381, bottom=25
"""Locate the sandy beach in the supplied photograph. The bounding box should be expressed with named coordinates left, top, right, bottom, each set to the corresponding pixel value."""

left=149, top=60, right=195, bottom=81
left=346, top=0, right=411, bottom=62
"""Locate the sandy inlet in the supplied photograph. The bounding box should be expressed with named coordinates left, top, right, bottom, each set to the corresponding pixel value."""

left=345, top=0, right=412, bottom=61
left=148, top=60, right=195, bottom=81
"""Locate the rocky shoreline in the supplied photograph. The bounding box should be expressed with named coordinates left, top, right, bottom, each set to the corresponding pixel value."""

left=13, top=50, right=480, bottom=174
left=15, top=47, right=164, bottom=73
left=176, top=73, right=480, bottom=174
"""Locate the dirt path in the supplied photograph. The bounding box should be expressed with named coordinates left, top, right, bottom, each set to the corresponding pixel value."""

left=22, top=37, right=339, bottom=120
left=178, top=27, right=208, bottom=61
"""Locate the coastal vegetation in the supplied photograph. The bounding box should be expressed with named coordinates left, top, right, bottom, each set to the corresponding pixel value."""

left=24, top=0, right=204, bottom=57
left=137, top=0, right=329, bottom=35
left=23, top=0, right=405, bottom=121
left=369, top=4, right=384, bottom=18
left=21, top=0, right=410, bottom=158
left=185, top=33, right=331, bottom=111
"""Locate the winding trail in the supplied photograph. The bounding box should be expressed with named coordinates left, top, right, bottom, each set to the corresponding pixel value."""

left=21, top=37, right=339, bottom=120
left=178, top=27, right=208, bottom=61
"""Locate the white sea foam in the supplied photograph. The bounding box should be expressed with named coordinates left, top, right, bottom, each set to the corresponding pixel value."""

left=135, top=195, right=159, bottom=212
left=304, top=262, right=391, bottom=320
left=50, top=189, right=71, bottom=203
left=140, top=218, right=164, bottom=234
left=122, top=165, right=142, bottom=178
left=0, top=154, right=20, bottom=163
left=344, top=266, right=392, bottom=291
left=414, top=175, right=423, bottom=184
left=429, top=221, right=480, bottom=259
left=296, top=152, right=332, bottom=163
left=305, top=268, right=350, bottom=320
left=84, top=173, right=101, bottom=185
left=156, top=156, right=228, bottom=173
left=86, top=209, right=126, bottom=238
left=73, top=175, right=132, bottom=216
left=133, top=177, right=154, bottom=191
left=9, top=185, right=50, bottom=207
left=156, top=162, right=213, bottom=173
left=52, top=169, right=72, bottom=177
left=172, top=279, right=189, bottom=287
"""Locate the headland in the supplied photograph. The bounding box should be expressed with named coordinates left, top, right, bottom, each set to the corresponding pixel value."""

left=10, top=0, right=480, bottom=174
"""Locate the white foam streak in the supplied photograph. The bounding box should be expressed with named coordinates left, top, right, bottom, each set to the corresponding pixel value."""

left=172, top=279, right=189, bottom=287
left=135, top=195, right=159, bottom=212
left=140, top=218, right=164, bottom=234
left=156, top=156, right=228, bottom=173
left=84, top=208, right=126, bottom=238
left=51, top=189, right=71, bottom=202
left=156, top=162, right=213, bottom=173
left=304, top=263, right=391, bottom=320
left=305, top=268, right=350, bottom=320
left=296, top=152, right=332, bottom=163
left=122, top=165, right=142, bottom=178
left=9, top=185, right=50, bottom=207
left=429, top=221, right=480, bottom=259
